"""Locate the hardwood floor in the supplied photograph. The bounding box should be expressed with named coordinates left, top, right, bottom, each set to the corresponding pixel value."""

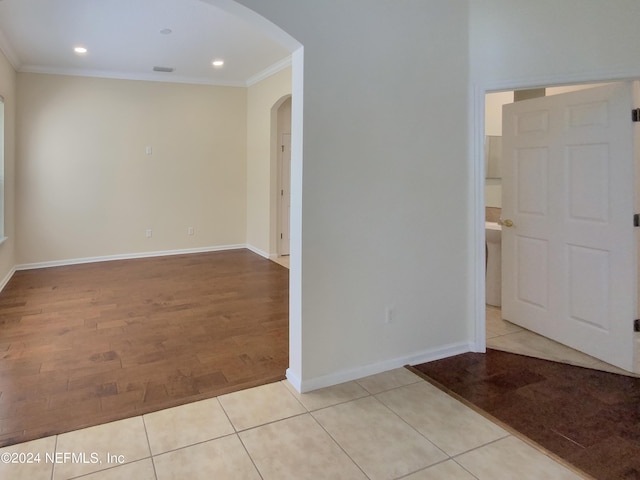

left=0, top=249, right=289, bottom=447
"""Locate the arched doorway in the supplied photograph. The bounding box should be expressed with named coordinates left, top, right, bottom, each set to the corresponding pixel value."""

left=271, top=95, right=292, bottom=258
left=198, top=0, right=305, bottom=390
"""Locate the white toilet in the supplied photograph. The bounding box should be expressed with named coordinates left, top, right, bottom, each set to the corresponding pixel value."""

left=485, top=222, right=502, bottom=306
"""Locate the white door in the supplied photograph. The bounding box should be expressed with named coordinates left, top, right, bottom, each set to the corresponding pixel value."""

left=501, top=82, right=638, bottom=372
left=279, top=133, right=291, bottom=255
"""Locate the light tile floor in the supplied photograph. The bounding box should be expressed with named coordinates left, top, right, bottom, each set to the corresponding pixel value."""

left=0, top=368, right=587, bottom=480
left=486, top=305, right=640, bottom=377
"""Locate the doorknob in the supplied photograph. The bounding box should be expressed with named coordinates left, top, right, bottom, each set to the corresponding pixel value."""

left=499, top=218, right=514, bottom=228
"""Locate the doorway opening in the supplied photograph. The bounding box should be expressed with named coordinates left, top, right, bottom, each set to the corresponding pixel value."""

left=480, top=81, right=640, bottom=376
left=272, top=95, right=292, bottom=260
left=200, top=0, right=304, bottom=390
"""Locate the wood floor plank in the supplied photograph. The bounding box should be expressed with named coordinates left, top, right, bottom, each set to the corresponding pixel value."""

left=0, top=249, right=289, bottom=447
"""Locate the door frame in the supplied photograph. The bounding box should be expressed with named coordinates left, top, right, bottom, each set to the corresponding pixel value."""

left=278, top=131, right=291, bottom=255
left=270, top=94, right=293, bottom=258
left=471, top=72, right=640, bottom=357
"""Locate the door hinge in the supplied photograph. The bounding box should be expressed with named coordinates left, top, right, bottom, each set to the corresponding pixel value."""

left=280, top=233, right=283, bottom=239
left=635, top=214, right=640, bottom=227
left=633, top=108, right=640, bottom=122
left=635, top=319, right=640, bottom=332
left=281, top=145, right=285, bottom=152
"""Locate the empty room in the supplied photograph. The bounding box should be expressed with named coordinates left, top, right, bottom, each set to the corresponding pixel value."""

left=2, top=1, right=640, bottom=479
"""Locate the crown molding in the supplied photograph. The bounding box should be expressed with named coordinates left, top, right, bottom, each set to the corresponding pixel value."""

left=18, top=56, right=292, bottom=88
left=17, top=64, right=250, bottom=87
left=246, top=56, right=292, bottom=87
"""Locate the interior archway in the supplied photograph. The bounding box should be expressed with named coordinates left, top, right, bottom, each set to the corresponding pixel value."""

left=198, top=0, right=304, bottom=390
left=270, top=94, right=292, bottom=258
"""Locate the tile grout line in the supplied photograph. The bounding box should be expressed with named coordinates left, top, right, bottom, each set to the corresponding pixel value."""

left=449, top=434, right=513, bottom=460
left=145, top=386, right=308, bottom=460
left=286, top=383, right=373, bottom=414
left=215, top=396, right=239, bottom=434
left=64, top=420, right=157, bottom=480
left=140, top=414, right=159, bottom=480
left=307, top=408, right=372, bottom=480
left=449, top=458, right=482, bottom=480
left=369, top=390, right=451, bottom=466
left=231, top=411, right=309, bottom=435
left=392, top=458, right=480, bottom=480
left=235, top=431, right=265, bottom=480
left=349, top=373, right=456, bottom=478
left=288, top=376, right=377, bottom=478
left=50, top=435, right=58, bottom=480
left=305, top=376, right=446, bottom=480
left=145, top=431, right=238, bottom=458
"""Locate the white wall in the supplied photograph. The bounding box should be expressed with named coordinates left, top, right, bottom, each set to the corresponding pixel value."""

left=470, top=0, right=640, bottom=87
left=0, top=49, right=16, bottom=285
left=236, top=0, right=471, bottom=389
left=16, top=73, right=248, bottom=265
left=246, top=67, right=292, bottom=257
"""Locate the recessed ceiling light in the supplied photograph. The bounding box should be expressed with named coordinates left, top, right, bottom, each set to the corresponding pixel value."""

left=74, top=46, right=88, bottom=54
left=160, top=28, right=172, bottom=35
left=212, top=59, right=224, bottom=67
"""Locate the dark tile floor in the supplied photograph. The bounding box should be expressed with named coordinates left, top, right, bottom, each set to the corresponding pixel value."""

left=413, top=349, right=640, bottom=480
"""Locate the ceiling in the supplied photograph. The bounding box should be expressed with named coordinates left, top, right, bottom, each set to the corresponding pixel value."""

left=0, top=0, right=291, bottom=87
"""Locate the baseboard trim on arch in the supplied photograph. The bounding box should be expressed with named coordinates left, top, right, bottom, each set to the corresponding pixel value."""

left=245, top=244, right=270, bottom=259
left=0, top=265, right=16, bottom=293
left=296, top=341, right=472, bottom=393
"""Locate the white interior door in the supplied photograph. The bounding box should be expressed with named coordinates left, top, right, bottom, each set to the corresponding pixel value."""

left=501, top=82, right=638, bottom=372
left=279, top=133, right=291, bottom=255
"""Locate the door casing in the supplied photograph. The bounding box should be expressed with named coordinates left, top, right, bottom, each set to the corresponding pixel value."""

left=472, top=73, right=640, bottom=365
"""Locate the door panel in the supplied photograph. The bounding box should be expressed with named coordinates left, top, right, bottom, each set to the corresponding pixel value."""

left=567, top=144, right=609, bottom=222
left=516, top=235, right=549, bottom=309
left=568, top=245, right=609, bottom=331
left=502, top=82, right=637, bottom=372
left=516, top=147, right=548, bottom=215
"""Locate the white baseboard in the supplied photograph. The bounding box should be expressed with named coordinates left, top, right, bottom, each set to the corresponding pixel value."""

left=15, top=244, right=248, bottom=271
left=0, top=266, right=16, bottom=293
left=297, top=341, right=472, bottom=393
left=245, top=244, right=270, bottom=259
left=285, top=368, right=302, bottom=392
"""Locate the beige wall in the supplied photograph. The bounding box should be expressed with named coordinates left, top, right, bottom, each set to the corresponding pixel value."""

left=246, top=67, right=291, bottom=256
left=0, top=49, right=16, bottom=283
left=16, top=73, right=247, bottom=264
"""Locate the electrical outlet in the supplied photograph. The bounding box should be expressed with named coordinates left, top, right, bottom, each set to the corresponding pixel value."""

left=146, top=228, right=152, bottom=238
left=145, top=146, right=152, bottom=155
left=188, top=227, right=194, bottom=236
